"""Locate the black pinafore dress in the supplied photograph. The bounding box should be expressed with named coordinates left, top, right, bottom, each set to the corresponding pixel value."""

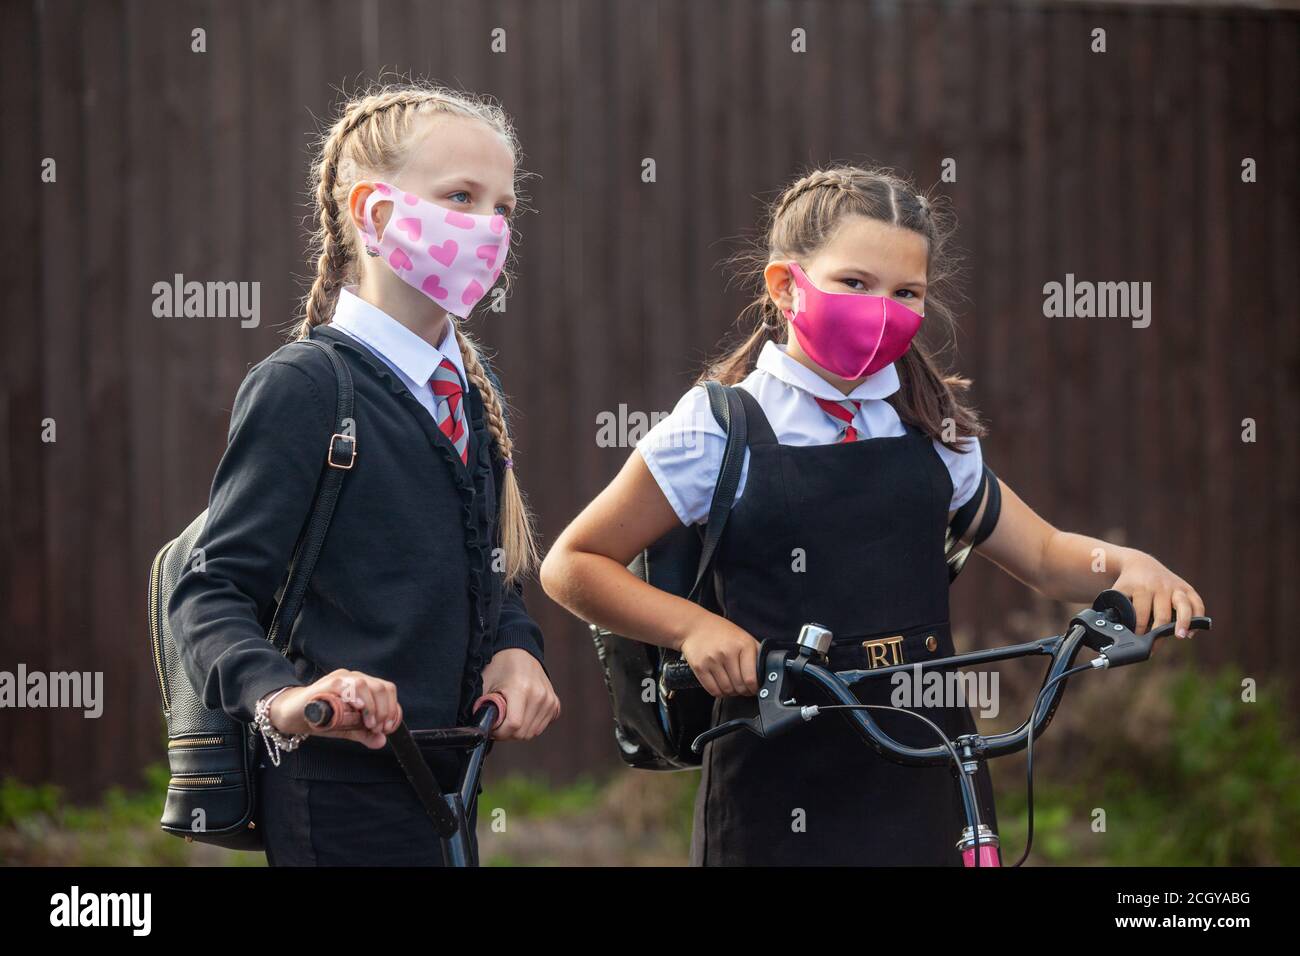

left=690, top=388, right=997, bottom=866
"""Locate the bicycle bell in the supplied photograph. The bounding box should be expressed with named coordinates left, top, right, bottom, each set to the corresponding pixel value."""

left=796, top=623, right=833, bottom=659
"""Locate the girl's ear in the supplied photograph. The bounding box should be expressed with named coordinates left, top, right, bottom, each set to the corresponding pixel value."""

left=347, top=182, right=390, bottom=244
left=764, top=260, right=796, bottom=313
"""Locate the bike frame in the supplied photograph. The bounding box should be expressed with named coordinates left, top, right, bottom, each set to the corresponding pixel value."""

left=410, top=702, right=499, bottom=866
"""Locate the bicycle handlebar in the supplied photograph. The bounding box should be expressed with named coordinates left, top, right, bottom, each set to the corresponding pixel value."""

left=303, top=696, right=503, bottom=747
left=660, top=590, right=1211, bottom=768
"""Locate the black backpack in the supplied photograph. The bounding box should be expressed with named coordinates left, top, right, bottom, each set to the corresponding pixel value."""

left=148, top=339, right=358, bottom=848
left=589, top=381, right=747, bottom=770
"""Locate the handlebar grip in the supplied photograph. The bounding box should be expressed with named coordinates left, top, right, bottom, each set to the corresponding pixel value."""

left=660, top=659, right=703, bottom=693
left=472, top=691, right=508, bottom=730
left=303, top=693, right=361, bottom=731
left=303, top=699, right=334, bottom=728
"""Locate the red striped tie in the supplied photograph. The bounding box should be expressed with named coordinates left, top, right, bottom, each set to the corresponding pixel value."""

left=815, top=397, right=863, bottom=443
left=430, top=358, right=469, bottom=464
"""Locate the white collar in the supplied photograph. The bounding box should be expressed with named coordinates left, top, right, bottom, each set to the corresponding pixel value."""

left=755, top=340, right=901, bottom=401
left=331, top=288, right=467, bottom=388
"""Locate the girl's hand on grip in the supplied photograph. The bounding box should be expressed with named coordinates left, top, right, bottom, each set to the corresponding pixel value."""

left=679, top=619, right=760, bottom=697
left=270, top=669, right=402, bottom=749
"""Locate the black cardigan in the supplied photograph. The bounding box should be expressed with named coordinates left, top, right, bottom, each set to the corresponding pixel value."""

left=168, top=324, right=544, bottom=781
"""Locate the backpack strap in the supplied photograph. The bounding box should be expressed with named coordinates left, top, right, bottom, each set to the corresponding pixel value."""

left=946, top=463, right=1002, bottom=582
left=687, top=381, right=748, bottom=603
left=734, top=386, right=777, bottom=445
left=266, top=338, right=356, bottom=654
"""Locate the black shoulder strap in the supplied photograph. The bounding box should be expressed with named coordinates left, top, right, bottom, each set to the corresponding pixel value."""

left=266, top=339, right=356, bottom=654
left=947, top=463, right=1002, bottom=582
left=687, top=382, right=747, bottom=603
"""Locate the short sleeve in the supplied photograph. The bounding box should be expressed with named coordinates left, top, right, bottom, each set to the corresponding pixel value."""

left=933, top=434, right=985, bottom=513
left=636, top=385, right=729, bottom=527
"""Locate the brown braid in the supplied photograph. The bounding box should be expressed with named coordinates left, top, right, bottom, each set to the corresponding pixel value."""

left=772, top=168, right=853, bottom=219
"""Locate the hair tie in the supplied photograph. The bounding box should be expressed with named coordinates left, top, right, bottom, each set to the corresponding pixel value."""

left=502, top=457, right=514, bottom=470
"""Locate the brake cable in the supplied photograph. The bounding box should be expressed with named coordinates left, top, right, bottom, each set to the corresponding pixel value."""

left=813, top=702, right=986, bottom=866
left=1007, top=661, right=1096, bottom=867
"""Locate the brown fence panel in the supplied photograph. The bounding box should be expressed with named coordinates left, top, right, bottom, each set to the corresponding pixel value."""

left=0, top=0, right=1296, bottom=797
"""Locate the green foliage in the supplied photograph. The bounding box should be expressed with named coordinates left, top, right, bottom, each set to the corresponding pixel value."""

left=478, top=773, right=603, bottom=819
left=996, top=667, right=1300, bottom=865
left=0, top=764, right=253, bottom=866
left=0, top=777, right=62, bottom=827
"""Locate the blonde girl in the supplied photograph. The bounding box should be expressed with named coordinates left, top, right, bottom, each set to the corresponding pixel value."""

left=170, top=82, right=559, bottom=866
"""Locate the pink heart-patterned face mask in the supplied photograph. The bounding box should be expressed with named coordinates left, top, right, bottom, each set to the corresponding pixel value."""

left=360, top=181, right=511, bottom=318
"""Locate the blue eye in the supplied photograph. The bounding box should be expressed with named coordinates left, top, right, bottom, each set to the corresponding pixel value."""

left=896, top=289, right=916, bottom=300
left=450, top=191, right=471, bottom=204
left=495, top=203, right=512, bottom=217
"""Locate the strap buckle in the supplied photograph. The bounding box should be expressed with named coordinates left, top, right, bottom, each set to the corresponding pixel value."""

left=327, top=433, right=357, bottom=470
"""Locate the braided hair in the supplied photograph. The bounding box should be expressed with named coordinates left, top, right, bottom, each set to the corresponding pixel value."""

left=296, top=80, right=539, bottom=583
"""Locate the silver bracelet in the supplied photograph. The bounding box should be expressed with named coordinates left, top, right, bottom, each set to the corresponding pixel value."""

left=254, top=687, right=308, bottom=766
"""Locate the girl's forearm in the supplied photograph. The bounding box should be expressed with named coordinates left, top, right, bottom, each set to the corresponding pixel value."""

left=542, top=549, right=713, bottom=652
left=1035, top=530, right=1136, bottom=603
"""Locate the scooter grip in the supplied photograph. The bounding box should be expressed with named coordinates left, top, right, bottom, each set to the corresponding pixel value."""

left=303, top=693, right=362, bottom=731
left=473, top=691, right=508, bottom=729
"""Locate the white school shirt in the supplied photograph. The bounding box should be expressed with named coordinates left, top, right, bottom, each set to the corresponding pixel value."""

left=329, top=287, right=468, bottom=421
left=637, top=341, right=984, bottom=527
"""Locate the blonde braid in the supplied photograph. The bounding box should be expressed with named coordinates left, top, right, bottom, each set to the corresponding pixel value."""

left=455, top=326, right=540, bottom=585
left=297, top=91, right=433, bottom=338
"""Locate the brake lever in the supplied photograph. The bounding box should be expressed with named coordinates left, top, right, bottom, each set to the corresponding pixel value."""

left=1075, top=608, right=1212, bottom=669
left=691, top=716, right=763, bottom=752
left=689, top=643, right=813, bottom=754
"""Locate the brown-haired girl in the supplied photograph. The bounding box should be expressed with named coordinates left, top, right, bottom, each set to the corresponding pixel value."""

left=541, top=164, right=1204, bottom=866
left=170, top=81, right=559, bottom=866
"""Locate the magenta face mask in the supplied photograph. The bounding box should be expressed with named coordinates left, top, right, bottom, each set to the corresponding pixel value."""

left=782, top=262, right=924, bottom=379
left=361, top=181, right=510, bottom=318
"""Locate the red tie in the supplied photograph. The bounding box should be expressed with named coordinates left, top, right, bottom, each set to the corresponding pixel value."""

left=430, top=358, right=469, bottom=464
left=815, top=397, right=862, bottom=443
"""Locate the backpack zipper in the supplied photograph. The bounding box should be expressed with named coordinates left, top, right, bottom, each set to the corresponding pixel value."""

left=167, top=736, right=225, bottom=749
left=168, top=775, right=224, bottom=788
left=149, top=545, right=171, bottom=713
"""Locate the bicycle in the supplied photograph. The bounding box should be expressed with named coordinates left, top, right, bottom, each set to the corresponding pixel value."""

left=302, top=692, right=506, bottom=866
left=660, top=589, right=1212, bottom=867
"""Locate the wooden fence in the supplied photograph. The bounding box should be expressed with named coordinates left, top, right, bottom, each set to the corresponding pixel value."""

left=1, top=0, right=1296, bottom=798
